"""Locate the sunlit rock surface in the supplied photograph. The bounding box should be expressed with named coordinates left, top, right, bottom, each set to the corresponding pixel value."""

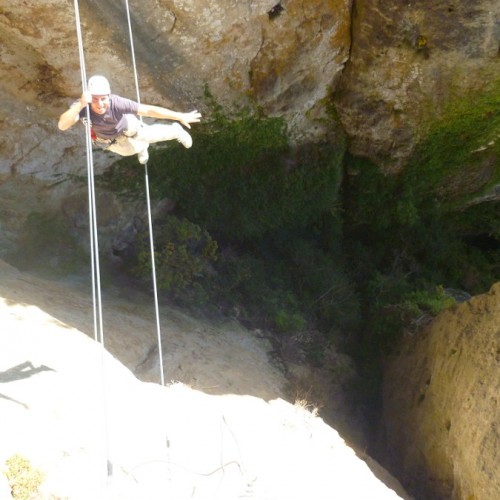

left=382, top=283, right=500, bottom=500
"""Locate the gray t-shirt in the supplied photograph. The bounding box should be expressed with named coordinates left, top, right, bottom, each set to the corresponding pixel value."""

left=79, top=94, right=139, bottom=140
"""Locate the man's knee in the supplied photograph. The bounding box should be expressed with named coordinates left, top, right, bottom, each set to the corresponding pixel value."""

left=123, top=114, right=142, bottom=137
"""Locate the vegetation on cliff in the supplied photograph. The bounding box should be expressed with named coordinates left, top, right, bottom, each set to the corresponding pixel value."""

left=14, top=83, right=497, bottom=456
left=12, top=81, right=498, bottom=390
left=97, top=84, right=499, bottom=355
left=338, top=81, right=500, bottom=440
left=101, top=94, right=354, bottom=345
left=406, top=79, right=500, bottom=204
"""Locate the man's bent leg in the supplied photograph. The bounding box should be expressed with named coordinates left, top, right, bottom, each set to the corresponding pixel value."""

left=122, top=114, right=142, bottom=137
left=107, top=136, right=149, bottom=161
left=136, top=122, right=192, bottom=148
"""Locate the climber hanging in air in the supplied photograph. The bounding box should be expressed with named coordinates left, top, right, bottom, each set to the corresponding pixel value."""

left=58, top=75, right=201, bottom=165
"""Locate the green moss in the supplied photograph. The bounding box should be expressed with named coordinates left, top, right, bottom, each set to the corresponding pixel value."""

left=405, top=80, right=500, bottom=204
left=341, top=82, right=500, bottom=348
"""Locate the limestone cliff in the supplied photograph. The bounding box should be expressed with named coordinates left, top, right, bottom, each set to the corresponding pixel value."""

left=0, top=259, right=409, bottom=500
left=0, top=0, right=352, bottom=179
left=1, top=0, right=498, bottom=197
left=381, top=283, right=500, bottom=500
left=1, top=0, right=498, bottom=175
left=334, top=0, right=500, bottom=173
left=0, top=0, right=354, bottom=260
left=0, top=2, right=499, bottom=497
left=0, top=0, right=353, bottom=257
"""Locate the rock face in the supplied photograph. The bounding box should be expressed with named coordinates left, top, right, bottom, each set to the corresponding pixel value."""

left=0, top=259, right=408, bottom=499
left=1, top=2, right=500, bottom=496
left=0, top=0, right=353, bottom=256
left=0, top=0, right=352, bottom=179
left=334, top=0, right=500, bottom=172
left=1, top=0, right=498, bottom=244
left=1, top=0, right=498, bottom=176
left=381, top=283, right=500, bottom=500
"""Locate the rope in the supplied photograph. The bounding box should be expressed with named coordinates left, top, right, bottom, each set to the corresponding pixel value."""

left=118, top=415, right=255, bottom=498
left=124, top=0, right=142, bottom=107
left=143, top=166, right=165, bottom=387
left=71, top=2, right=166, bottom=490
left=124, top=0, right=165, bottom=386
left=73, top=0, right=105, bottom=352
left=72, top=0, right=110, bottom=484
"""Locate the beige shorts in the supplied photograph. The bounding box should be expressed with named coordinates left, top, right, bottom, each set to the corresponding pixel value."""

left=104, top=114, right=184, bottom=157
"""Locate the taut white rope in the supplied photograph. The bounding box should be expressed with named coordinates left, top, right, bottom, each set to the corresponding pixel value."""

left=124, top=0, right=165, bottom=386
left=72, top=0, right=103, bottom=345
left=72, top=0, right=111, bottom=485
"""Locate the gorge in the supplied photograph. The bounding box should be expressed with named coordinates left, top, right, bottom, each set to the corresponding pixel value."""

left=0, top=1, right=499, bottom=498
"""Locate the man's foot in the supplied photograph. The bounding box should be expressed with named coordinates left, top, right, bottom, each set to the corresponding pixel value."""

left=176, top=127, right=193, bottom=149
left=138, top=147, right=149, bottom=165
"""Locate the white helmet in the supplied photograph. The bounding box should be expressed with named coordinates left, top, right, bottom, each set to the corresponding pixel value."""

left=88, top=75, right=111, bottom=95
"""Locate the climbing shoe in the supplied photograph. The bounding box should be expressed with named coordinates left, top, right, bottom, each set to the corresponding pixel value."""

left=177, top=127, right=193, bottom=149
left=138, top=147, right=149, bottom=165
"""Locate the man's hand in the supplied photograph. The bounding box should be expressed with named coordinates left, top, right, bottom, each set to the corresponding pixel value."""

left=138, top=104, right=202, bottom=128
left=178, top=110, right=202, bottom=129
left=80, top=91, right=92, bottom=107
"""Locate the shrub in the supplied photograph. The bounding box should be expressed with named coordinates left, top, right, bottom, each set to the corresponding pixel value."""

left=146, top=96, right=344, bottom=243
left=274, top=309, right=307, bottom=334
left=403, top=285, right=456, bottom=317
left=7, top=211, right=85, bottom=275
left=135, top=215, right=218, bottom=297
left=4, top=454, right=43, bottom=500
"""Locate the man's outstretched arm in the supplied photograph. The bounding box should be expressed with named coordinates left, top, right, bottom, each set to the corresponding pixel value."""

left=137, top=104, right=201, bottom=129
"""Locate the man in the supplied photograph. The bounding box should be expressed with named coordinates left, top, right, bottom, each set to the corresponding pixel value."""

left=58, top=75, right=201, bottom=165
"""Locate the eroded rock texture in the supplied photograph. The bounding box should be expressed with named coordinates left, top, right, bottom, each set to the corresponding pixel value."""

left=0, top=0, right=353, bottom=256
left=335, top=0, right=500, bottom=172
left=0, top=0, right=352, bottom=178
left=382, top=283, right=500, bottom=499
